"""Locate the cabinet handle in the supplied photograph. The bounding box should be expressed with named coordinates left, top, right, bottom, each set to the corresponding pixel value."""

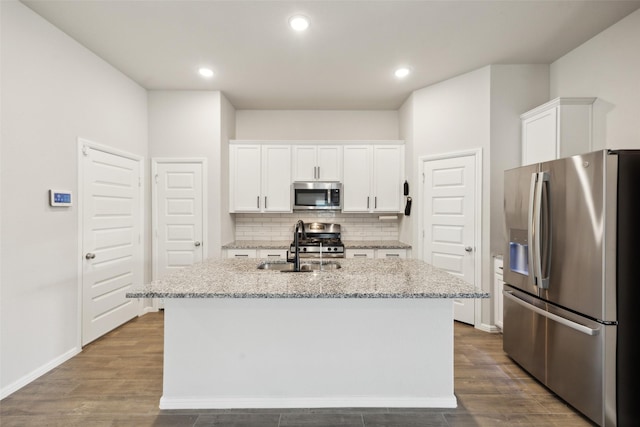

left=385, top=254, right=400, bottom=257
left=375, top=197, right=377, bottom=209
left=257, top=196, right=260, bottom=209
left=317, top=166, right=320, bottom=179
left=367, top=197, right=370, bottom=209
left=267, top=254, right=280, bottom=258
left=235, top=254, right=249, bottom=257
left=354, top=254, right=368, bottom=257
left=265, top=196, right=268, bottom=209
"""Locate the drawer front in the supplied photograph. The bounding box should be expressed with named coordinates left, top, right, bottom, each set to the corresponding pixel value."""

left=376, top=249, right=407, bottom=259
left=257, top=249, right=288, bottom=259
left=226, top=249, right=257, bottom=259
left=345, top=249, right=375, bottom=259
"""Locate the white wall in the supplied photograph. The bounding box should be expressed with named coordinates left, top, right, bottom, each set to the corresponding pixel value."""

left=409, top=67, right=492, bottom=327
left=489, top=65, right=550, bottom=256
left=0, top=1, right=148, bottom=397
left=235, top=110, right=399, bottom=140
left=550, top=9, right=640, bottom=150
left=405, top=65, right=549, bottom=328
left=398, top=94, right=414, bottom=244
left=148, top=90, right=235, bottom=258
left=220, top=95, right=237, bottom=246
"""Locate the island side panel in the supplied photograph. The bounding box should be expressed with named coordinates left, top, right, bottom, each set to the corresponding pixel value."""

left=161, top=298, right=455, bottom=409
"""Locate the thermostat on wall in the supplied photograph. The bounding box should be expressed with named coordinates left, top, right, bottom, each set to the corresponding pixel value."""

left=49, top=190, right=72, bottom=207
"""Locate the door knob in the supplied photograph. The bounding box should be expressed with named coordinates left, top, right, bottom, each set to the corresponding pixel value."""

left=194, top=241, right=201, bottom=247
left=85, top=253, right=96, bottom=260
left=464, top=246, right=473, bottom=252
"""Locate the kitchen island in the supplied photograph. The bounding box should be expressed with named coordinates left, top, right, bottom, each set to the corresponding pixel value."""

left=127, top=258, right=488, bottom=410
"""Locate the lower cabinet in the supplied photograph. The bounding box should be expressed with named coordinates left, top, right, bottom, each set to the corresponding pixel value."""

left=345, top=249, right=375, bottom=259
left=257, top=249, right=288, bottom=259
left=226, top=249, right=257, bottom=259
left=376, top=249, right=407, bottom=259
left=345, top=249, right=407, bottom=259
left=494, top=257, right=504, bottom=330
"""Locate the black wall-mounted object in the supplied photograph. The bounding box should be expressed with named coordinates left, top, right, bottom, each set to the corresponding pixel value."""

left=404, top=180, right=409, bottom=196
left=405, top=197, right=412, bottom=216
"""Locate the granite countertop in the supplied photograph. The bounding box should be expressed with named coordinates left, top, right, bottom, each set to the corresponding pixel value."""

left=222, top=240, right=291, bottom=249
left=127, top=258, right=488, bottom=299
left=222, top=240, right=411, bottom=250
left=342, top=240, right=411, bottom=249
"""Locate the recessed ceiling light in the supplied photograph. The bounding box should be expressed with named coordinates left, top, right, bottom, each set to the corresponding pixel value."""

left=289, top=15, right=310, bottom=31
left=395, top=68, right=411, bottom=79
left=198, top=68, right=214, bottom=78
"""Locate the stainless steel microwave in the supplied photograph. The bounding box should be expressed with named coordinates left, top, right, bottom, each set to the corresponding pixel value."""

left=292, top=182, right=342, bottom=211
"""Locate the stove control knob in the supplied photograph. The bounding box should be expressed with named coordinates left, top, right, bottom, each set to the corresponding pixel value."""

left=302, top=247, right=307, bottom=252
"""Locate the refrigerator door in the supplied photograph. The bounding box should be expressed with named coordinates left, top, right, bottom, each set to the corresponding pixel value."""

left=503, top=286, right=610, bottom=426
left=539, top=151, right=608, bottom=320
left=504, top=163, right=539, bottom=295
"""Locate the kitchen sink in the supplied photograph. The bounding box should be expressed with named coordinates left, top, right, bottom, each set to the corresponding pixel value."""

left=257, top=260, right=341, bottom=272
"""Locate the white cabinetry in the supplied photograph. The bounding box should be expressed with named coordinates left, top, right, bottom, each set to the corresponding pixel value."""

left=345, top=248, right=408, bottom=259
left=258, top=249, right=288, bottom=259
left=226, top=249, right=257, bottom=259
left=345, top=249, right=375, bottom=259
left=292, top=145, right=342, bottom=181
left=521, top=97, right=596, bottom=165
left=376, top=249, right=407, bottom=259
left=494, top=257, right=504, bottom=330
left=343, top=145, right=404, bottom=213
left=229, top=144, right=291, bottom=213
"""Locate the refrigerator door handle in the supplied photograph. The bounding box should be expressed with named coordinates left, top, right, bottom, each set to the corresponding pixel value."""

left=503, top=290, right=600, bottom=336
left=539, top=172, right=551, bottom=289
left=528, top=173, right=538, bottom=286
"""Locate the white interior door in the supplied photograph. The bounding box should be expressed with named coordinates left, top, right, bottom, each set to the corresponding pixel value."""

left=81, top=142, right=143, bottom=346
left=153, top=159, right=205, bottom=281
left=422, top=154, right=477, bottom=325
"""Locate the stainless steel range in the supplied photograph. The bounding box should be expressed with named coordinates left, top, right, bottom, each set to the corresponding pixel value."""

left=289, top=222, right=344, bottom=258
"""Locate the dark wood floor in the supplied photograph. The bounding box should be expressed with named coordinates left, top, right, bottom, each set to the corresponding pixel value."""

left=1, top=312, right=594, bottom=427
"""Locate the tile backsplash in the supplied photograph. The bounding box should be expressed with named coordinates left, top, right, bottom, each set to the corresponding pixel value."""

left=234, top=213, right=399, bottom=241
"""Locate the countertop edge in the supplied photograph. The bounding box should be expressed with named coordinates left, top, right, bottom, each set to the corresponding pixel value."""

left=126, top=291, right=489, bottom=299
left=222, top=240, right=412, bottom=250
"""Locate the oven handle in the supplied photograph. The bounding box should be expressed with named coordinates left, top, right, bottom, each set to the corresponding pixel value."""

left=503, top=290, right=600, bottom=336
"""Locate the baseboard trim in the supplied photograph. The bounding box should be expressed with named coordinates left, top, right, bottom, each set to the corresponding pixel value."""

left=159, top=395, right=457, bottom=410
left=0, top=346, right=81, bottom=399
left=476, top=322, right=500, bottom=333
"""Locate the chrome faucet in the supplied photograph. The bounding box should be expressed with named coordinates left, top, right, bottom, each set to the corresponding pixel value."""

left=289, top=220, right=306, bottom=272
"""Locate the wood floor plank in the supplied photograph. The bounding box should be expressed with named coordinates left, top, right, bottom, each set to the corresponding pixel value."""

left=0, top=313, right=596, bottom=426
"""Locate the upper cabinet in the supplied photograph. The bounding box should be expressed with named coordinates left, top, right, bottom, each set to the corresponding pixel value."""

left=292, top=145, right=342, bottom=181
left=343, top=144, right=404, bottom=213
left=229, top=144, right=291, bottom=213
left=521, top=97, right=596, bottom=165
left=230, top=140, right=404, bottom=214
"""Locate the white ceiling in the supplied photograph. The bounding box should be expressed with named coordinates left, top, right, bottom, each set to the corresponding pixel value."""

left=22, top=0, right=640, bottom=110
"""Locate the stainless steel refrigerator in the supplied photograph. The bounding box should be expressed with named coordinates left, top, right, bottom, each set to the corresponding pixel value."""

left=503, top=149, right=640, bottom=426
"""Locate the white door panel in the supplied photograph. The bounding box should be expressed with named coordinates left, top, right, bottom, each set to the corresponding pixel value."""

left=423, top=154, right=477, bottom=325
left=81, top=143, right=142, bottom=346
left=154, top=161, right=204, bottom=279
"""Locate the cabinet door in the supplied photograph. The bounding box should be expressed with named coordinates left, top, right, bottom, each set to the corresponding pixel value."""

left=522, top=108, right=558, bottom=165
left=292, top=146, right=317, bottom=181
left=317, top=146, right=343, bottom=181
left=262, top=145, right=291, bottom=212
left=342, top=146, right=372, bottom=212
left=373, top=145, right=403, bottom=212
left=230, top=145, right=261, bottom=212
